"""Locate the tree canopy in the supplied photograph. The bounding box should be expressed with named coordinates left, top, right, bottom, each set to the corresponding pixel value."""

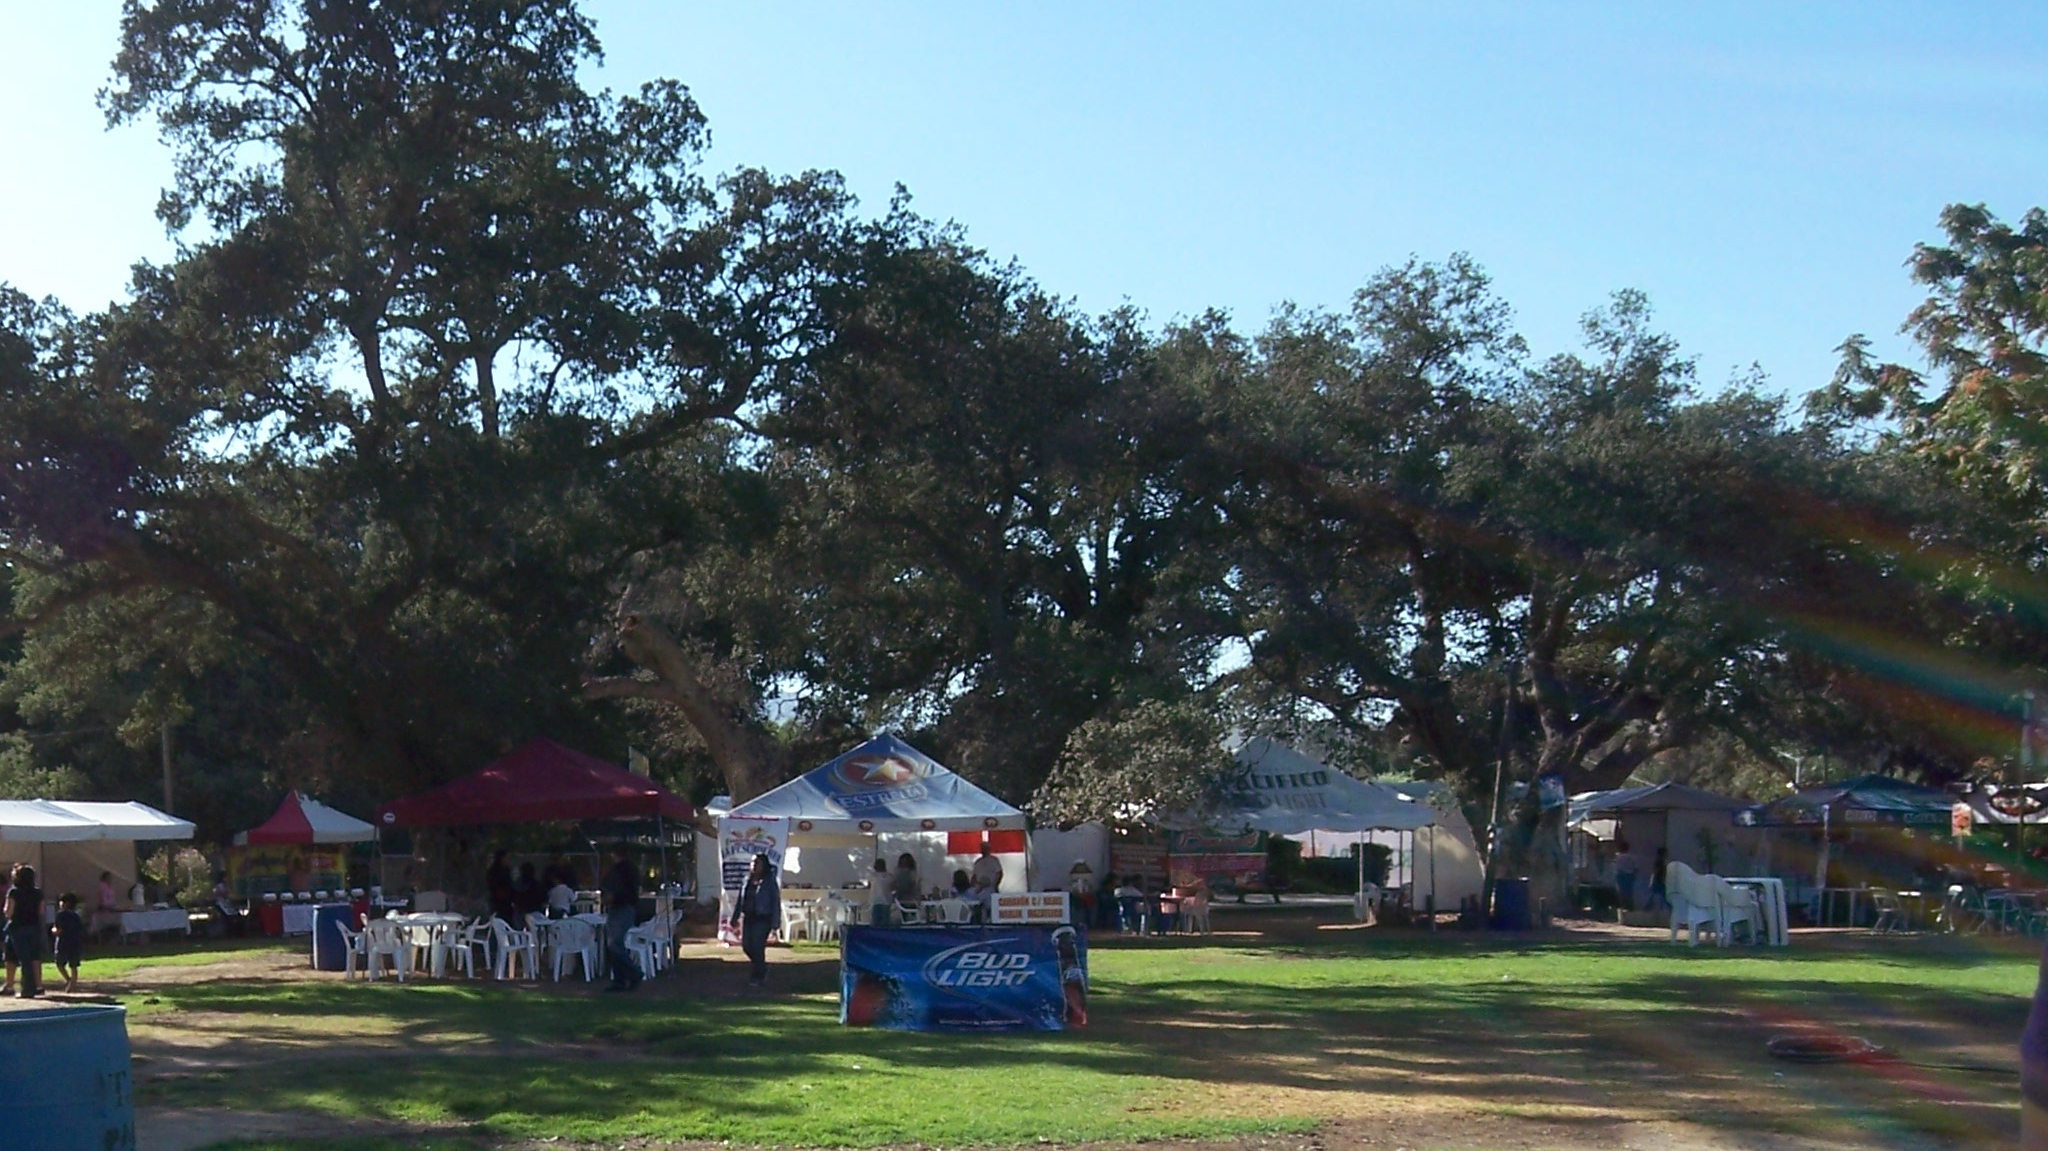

left=1, top=1, right=2040, bottom=856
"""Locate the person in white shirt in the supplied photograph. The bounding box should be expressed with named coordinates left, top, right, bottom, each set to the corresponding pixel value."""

left=970, top=845, right=1003, bottom=894
left=545, top=881, right=575, bottom=919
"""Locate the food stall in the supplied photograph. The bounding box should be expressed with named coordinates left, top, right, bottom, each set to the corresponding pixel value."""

left=720, top=734, right=1086, bottom=1031
left=231, top=793, right=378, bottom=937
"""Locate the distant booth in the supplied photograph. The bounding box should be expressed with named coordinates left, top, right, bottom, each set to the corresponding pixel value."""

left=1736, top=774, right=1954, bottom=925
left=376, top=738, right=697, bottom=894
left=0, top=800, right=195, bottom=940
left=230, top=793, right=378, bottom=937
left=713, top=734, right=1085, bottom=1032
left=1142, top=739, right=1480, bottom=924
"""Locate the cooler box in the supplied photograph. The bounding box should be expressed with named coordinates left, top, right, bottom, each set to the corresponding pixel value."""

left=311, top=903, right=354, bottom=971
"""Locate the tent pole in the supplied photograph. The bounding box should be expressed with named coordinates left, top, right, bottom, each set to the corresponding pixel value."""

left=1356, top=836, right=1365, bottom=922
left=1428, top=824, right=1437, bottom=930
left=658, top=815, right=669, bottom=892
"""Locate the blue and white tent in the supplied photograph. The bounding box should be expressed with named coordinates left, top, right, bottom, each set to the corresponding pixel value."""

left=725, top=734, right=1027, bottom=834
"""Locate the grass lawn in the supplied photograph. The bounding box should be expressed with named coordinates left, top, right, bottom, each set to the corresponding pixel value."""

left=117, top=925, right=2038, bottom=1150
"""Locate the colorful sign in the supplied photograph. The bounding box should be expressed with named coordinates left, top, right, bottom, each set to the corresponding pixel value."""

left=840, top=925, right=1087, bottom=1031
left=227, top=845, right=344, bottom=898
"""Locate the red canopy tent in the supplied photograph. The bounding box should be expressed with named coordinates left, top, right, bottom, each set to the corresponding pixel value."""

left=375, top=738, right=695, bottom=827
left=236, top=793, right=377, bottom=845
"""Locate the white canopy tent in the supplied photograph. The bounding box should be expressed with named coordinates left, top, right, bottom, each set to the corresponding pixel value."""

left=703, top=735, right=1030, bottom=899
left=0, top=799, right=195, bottom=917
left=1163, top=739, right=1463, bottom=920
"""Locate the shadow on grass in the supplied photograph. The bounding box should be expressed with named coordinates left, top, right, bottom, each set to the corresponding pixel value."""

left=134, top=932, right=2033, bottom=1149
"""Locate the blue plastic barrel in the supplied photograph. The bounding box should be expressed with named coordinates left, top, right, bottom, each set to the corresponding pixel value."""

left=1490, top=878, right=1532, bottom=930
left=312, top=902, right=354, bottom=971
left=0, top=1004, right=135, bottom=1150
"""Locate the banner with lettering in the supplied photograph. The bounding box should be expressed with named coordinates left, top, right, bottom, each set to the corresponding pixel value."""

left=840, top=924, right=1087, bottom=1032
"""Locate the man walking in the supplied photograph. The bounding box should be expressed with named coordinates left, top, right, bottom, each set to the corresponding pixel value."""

left=602, top=845, right=641, bottom=993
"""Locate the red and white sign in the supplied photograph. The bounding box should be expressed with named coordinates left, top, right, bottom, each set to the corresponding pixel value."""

left=990, top=891, right=1070, bottom=924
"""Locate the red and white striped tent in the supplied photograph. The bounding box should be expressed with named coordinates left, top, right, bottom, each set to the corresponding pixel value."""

left=235, top=793, right=377, bottom=846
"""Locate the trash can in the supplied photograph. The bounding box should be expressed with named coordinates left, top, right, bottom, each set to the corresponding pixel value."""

left=0, top=1005, right=135, bottom=1150
left=1490, top=878, right=1532, bottom=931
left=312, top=902, right=354, bottom=971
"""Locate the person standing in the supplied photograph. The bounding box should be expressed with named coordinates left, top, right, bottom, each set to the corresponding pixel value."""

left=4, top=864, right=43, bottom=998
left=868, top=858, right=892, bottom=926
left=737, top=853, right=781, bottom=988
left=51, top=893, right=83, bottom=993
left=1613, top=839, right=1640, bottom=913
left=1647, top=848, right=1671, bottom=913
left=601, top=845, right=641, bottom=993
left=970, top=843, right=1004, bottom=895
left=2025, top=943, right=2048, bottom=1149
left=485, top=850, right=516, bottom=923
left=890, top=852, right=921, bottom=906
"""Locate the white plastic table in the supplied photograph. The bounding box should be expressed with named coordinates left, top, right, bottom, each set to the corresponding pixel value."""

left=1725, top=877, right=1789, bottom=946
left=386, top=912, right=468, bottom=976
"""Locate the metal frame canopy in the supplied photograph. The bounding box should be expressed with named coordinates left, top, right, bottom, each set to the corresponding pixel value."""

left=725, top=734, right=1025, bottom=833
left=374, top=738, right=694, bottom=827
left=1735, top=774, right=1953, bottom=828
left=1568, top=782, right=1748, bottom=826
left=0, top=799, right=194, bottom=842
left=236, top=793, right=377, bottom=845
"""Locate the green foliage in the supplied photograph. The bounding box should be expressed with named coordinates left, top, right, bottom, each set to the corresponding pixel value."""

left=0, top=0, right=2040, bottom=849
left=0, top=732, right=87, bottom=799
left=1031, top=698, right=1236, bottom=825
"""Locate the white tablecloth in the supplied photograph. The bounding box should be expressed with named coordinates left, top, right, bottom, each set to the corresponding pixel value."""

left=280, top=904, right=321, bottom=935
left=120, top=908, right=191, bottom=939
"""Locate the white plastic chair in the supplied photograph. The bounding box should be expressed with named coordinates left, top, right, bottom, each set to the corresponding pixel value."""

left=361, top=919, right=411, bottom=982
left=336, top=918, right=367, bottom=980
left=1668, top=862, right=1759, bottom=947
left=489, top=916, right=539, bottom=980
left=781, top=900, right=812, bottom=943
left=1181, top=891, right=1212, bottom=934
left=443, top=919, right=489, bottom=978
left=624, top=924, right=662, bottom=980
left=551, top=917, right=600, bottom=982
left=893, top=901, right=924, bottom=926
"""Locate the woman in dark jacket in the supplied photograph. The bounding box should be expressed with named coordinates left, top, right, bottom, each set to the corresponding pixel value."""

left=4, top=864, right=42, bottom=998
left=737, top=853, right=781, bottom=988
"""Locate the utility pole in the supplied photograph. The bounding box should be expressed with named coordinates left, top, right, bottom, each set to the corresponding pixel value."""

left=2021, top=690, right=2036, bottom=870
left=161, top=723, right=174, bottom=815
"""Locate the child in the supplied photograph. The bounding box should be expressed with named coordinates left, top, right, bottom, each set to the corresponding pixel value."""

left=52, top=893, right=83, bottom=993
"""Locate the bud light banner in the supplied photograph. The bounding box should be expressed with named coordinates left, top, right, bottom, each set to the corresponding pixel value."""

left=840, top=925, right=1087, bottom=1032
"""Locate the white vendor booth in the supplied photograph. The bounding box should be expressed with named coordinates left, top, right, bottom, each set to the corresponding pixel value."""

left=0, top=799, right=197, bottom=938
left=700, top=735, right=1032, bottom=938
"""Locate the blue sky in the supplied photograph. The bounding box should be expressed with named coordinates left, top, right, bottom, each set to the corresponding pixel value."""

left=4, top=2, right=2046, bottom=397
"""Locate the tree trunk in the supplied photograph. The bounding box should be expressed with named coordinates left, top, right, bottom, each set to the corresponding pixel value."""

left=584, top=614, right=787, bottom=802
left=475, top=348, right=500, bottom=441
